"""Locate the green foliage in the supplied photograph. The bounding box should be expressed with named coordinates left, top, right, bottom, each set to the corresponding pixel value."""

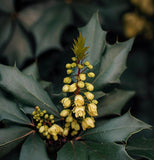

left=0, top=11, right=152, bottom=160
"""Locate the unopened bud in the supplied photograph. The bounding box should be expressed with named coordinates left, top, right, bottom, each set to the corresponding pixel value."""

left=87, top=65, right=93, bottom=69
left=72, top=57, right=77, bottom=61
left=63, top=77, right=72, bottom=84
left=61, top=98, right=71, bottom=108
left=87, top=72, right=95, bottom=78
left=62, top=85, right=70, bottom=92
left=85, top=83, right=94, bottom=91
left=67, top=69, right=73, bottom=74
left=60, top=109, right=70, bottom=117
left=66, top=63, right=72, bottom=69
left=79, top=74, right=86, bottom=81
left=66, top=116, right=73, bottom=123
left=77, top=81, right=85, bottom=88
left=84, top=92, right=94, bottom=100
left=84, top=61, right=90, bottom=66
left=69, top=83, right=77, bottom=92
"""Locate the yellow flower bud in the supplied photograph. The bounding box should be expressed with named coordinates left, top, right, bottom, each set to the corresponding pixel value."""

left=72, top=57, right=77, bottom=61
left=53, top=135, right=58, bottom=141
left=61, top=98, right=71, bottom=108
left=92, top=99, right=98, bottom=104
left=87, top=65, right=93, bottom=69
left=77, top=81, right=85, bottom=88
left=62, top=85, right=70, bottom=92
left=79, top=73, right=86, bottom=81
left=63, top=77, right=72, bottom=84
left=78, top=64, right=84, bottom=69
left=60, top=109, right=70, bottom=117
left=32, top=111, right=36, bottom=115
left=74, top=95, right=84, bottom=106
left=82, top=117, right=95, bottom=131
left=66, top=63, right=72, bottom=69
left=71, top=62, right=77, bottom=68
left=65, top=123, right=70, bottom=128
left=74, top=123, right=80, bottom=131
left=63, top=127, right=70, bottom=137
left=87, top=72, right=95, bottom=78
left=73, top=106, right=85, bottom=118
left=47, top=135, right=51, bottom=139
left=84, top=92, right=94, bottom=100
left=39, top=126, right=45, bottom=133
left=69, top=83, right=77, bottom=92
left=71, top=130, right=78, bottom=136
left=84, top=61, right=90, bottom=66
left=87, top=103, right=98, bottom=116
left=67, top=69, right=73, bottom=74
left=49, top=115, right=54, bottom=120
left=44, top=114, right=49, bottom=119
left=43, top=131, right=48, bottom=136
left=85, top=83, right=94, bottom=91
left=66, top=116, right=74, bottom=123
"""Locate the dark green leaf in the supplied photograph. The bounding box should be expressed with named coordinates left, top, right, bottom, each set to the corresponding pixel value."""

left=79, top=12, right=106, bottom=67
left=57, top=141, right=88, bottom=160
left=127, top=137, right=154, bottom=160
left=0, top=126, right=32, bottom=158
left=81, top=112, right=151, bottom=143
left=0, top=93, right=31, bottom=125
left=58, top=140, right=133, bottom=160
left=0, top=16, right=12, bottom=49
left=97, top=89, right=135, bottom=117
left=20, top=133, right=49, bottom=160
left=93, top=38, right=134, bottom=89
left=32, top=3, right=72, bottom=56
left=85, top=141, right=133, bottom=160
left=0, top=64, right=59, bottom=117
left=3, top=23, right=33, bottom=67
left=23, top=62, right=40, bottom=80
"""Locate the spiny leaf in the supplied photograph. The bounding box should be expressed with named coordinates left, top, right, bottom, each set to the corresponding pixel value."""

left=20, top=133, right=49, bottom=160
left=0, top=64, right=59, bottom=117
left=127, top=137, right=154, bottom=160
left=79, top=12, right=107, bottom=67
left=0, top=126, right=32, bottom=158
left=97, top=89, right=135, bottom=117
left=0, top=93, right=31, bottom=125
left=93, top=38, right=134, bottom=90
left=80, top=112, right=151, bottom=143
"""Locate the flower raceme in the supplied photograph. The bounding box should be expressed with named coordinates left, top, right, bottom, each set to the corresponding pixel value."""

left=60, top=32, right=98, bottom=133
left=32, top=32, right=98, bottom=142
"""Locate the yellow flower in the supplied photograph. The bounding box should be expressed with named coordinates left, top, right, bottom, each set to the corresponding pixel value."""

left=62, top=85, right=70, bottom=92
left=84, top=61, right=90, bottom=66
left=61, top=97, right=71, bottom=108
left=60, top=109, right=70, bottom=117
left=63, top=77, right=72, bottom=84
left=73, top=106, right=85, bottom=118
left=77, top=81, right=85, bottom=88
left=82, top=117, right=95, bottom=131
left=78, top=64, right=84, bottom=69
left=74, top=95, right=84, bottom=106
left=39, top=126, right=45, bottom=133
left=85, top=83, right=94, bottom=91
left=92, top=99, right=98, bottom=104
left=87, top=72, right=95, bottom=78
left=79, top=73, right=86, bottom=81
left=87, top=65, right=93, bottom=69
left=72, top=57, right=77, bottom=61
left=69, top=83, right=77, bottom=92
left=67, top=69, right=73, bottom=74
left=87, top=103, right=98, bottom=116
left=71, top=130, right=78, bottom=136
left=48, top=124, right=63, bottom=136
left=84, top=92, right=94, bottom=100
left=63, top=127, right=70, bottom=137
left=66, top=116, right=74, bottom=123
left=71, top=62, right=77, bottom=68
left=66, top=63, right=72, bottom=69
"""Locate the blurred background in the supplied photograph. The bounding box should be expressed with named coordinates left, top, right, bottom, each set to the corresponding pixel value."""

left=0, top=0, right=154, bottom=140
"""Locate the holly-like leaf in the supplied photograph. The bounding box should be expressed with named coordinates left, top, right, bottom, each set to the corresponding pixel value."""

left=32, top=3, right=72, bottom=56
left=58, top=141, right=133, bottom=160
left=79, top=12, right=106, bottom=67
left=20, top=133, right=49, bottom=160
left=0, top=15, right=13, bottom=50
left=23, top=62, right=40, bottom=80
left=85, top=141, right=133, bottom=160
left=80, top=112, right=151, bottom=143
left=97, top=89, right=135, bottom=117
left=93, top=38, right=134, bottom=90
left=126, top=137, right=154, bottom=160
left=57, top=141, right=88, bottom=160
left=0, top=93, right=31, bottom=125
left=3, top=23, right=33, bottom=67
left=0, top=126, right=32, bottom=158
left=0, top=64, right=59, bottom=117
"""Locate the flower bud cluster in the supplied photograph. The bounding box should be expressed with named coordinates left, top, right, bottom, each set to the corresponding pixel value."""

left=60, top=33, right=98, bottom=133
left=32, top=106, right=63, bottom=141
